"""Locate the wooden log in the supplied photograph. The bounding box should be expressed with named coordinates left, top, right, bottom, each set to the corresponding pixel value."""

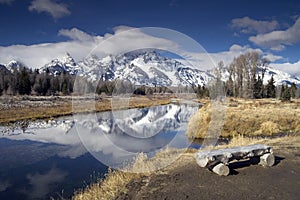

left=259, top=153, right=275, bottom=167
left=212, top=163, right=230, bottom=176
left=195, top=144, right=275, bottom=176
left=195, top=156, right=209, bottom=167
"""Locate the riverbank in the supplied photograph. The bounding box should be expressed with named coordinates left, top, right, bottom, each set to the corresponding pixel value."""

left=72, top=98, right=300, bottom=200
left=187, top=98, right=300, bottom=138
left=0, top=95, right=171, bottom=125
left=73, top=134, right=300, bottom=200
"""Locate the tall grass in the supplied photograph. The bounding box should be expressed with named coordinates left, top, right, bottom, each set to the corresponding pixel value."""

left=72, top=148, right=186, bottom=200
left=73, top=169, right=140, bottom=200
left=187, top=98, right=300, bottom=138
left=73, top=134, right=300, bottom=200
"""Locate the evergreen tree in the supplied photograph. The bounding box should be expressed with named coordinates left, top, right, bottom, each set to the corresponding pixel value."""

left=17, top=68, right=31, bottom=95
left=253, top=75, right=263, bottom=98
left=50, top=76, right=60, bottom=95
left=265, top=75, right=276, bottom=98
left=61, top=82, right=69, bottom=95
left=290, top=83, right=297, bottom=98
left=280, top=84, right=291, bottom=102
left=33, top=76, right=44, bottom=95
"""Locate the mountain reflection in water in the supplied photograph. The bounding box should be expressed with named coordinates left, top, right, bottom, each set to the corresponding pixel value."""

left=0, top=103, right=199, bottom=199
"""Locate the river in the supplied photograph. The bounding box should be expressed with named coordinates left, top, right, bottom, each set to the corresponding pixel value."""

left=0, top=103, right=199, bottom=199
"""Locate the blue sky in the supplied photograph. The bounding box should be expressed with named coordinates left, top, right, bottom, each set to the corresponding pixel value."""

left=0, top=0, right=300, bottom=75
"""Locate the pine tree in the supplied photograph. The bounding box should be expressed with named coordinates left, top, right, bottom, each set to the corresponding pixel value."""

left=17, top=68, right=31, bottom=95
left=280, top=84, right=291, bottom=102
left=290, top=83, right=297, bottom=98
left=265, top=75, right=276, bottom=98
left=253, top=75, right=263, bottom=98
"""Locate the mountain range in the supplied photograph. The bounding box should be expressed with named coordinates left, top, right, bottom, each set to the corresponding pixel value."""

left=1, top=51, right=300, bottom=87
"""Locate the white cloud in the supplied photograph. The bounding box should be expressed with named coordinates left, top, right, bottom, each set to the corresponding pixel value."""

left=0, top=40, right=97, bottom=68
left=0, top=0, right=14, bottom=4
left=263, top=53, right=283, bottom=62
left=231, top=16, right=279, bottom=34
left=249, top=17, right=300, bottom=51
left=58, top=28, right=96, bottom=42
left=28, top=0, right=71, bottom=19
left=271, top=60, right=300, bottom=76
left=0, top=27, right=286, bottom=74
left=187, top=44, right=282, bottom=67
left=0, top=27, right=178, bottom=68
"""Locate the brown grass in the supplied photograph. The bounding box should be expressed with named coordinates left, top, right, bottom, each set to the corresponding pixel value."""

left=0, top=95, right=170, bottom=125
left=72, top=147, right=187, bottom=200
left=187, top=98, right=300, bottom=138
left=72, top=98, right=300, bottom=199
left=72, top=134, right=300, bottom=200
left=73, top=169, right=140, bottom=200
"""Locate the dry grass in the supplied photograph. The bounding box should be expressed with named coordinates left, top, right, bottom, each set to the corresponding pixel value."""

left=187, top=98, right=300, bottom=138
left=72, top=98, right=300, bottom=200
left=0, top=95, right=170, bottom=125
left=73, top=134, right=300, bottom=200
left=73, top=169, right=140, bottom=200
left=72, top=147, right=186, bottom=200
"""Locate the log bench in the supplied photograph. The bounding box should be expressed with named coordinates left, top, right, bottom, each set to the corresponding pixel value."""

left=194, top=144, right=275, bottom=176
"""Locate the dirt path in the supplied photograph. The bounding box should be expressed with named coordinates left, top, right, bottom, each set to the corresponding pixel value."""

left=116, top=139, right=300, bottom=200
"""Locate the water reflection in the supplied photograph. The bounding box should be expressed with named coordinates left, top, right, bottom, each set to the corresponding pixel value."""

left=0, top=103, right=199, bottom=199
left=74, top=103, right=198, bottom=169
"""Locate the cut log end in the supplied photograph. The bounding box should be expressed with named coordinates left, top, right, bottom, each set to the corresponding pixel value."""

left=259, top=153, right=275, bottom=167
left=195, top=157, right=209, bottom=167
left=212, top=163, right=230, bottom=176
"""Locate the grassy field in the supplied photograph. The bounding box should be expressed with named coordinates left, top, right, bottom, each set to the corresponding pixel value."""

left=187, top=98, right=300, bottom=138
left=0, top=95, right=170, bottom=125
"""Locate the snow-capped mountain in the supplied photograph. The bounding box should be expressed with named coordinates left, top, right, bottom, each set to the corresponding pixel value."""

left=40, top=53, right=83, bottom=76
left=76, top=103, right=198, bottom=138
left=5, top=60, right=26, bottom=72
left=1, top=50, right=300, bottom=87
left=260, top=66, right=300, bottom=86
left=77, top=50, right=213, bottom=86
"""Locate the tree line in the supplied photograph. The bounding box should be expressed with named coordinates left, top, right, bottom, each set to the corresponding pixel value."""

left=0, top=66, right=180, bottom=96
left=0, top=67, right=75, bottom=96
left=197, top=51, right=300, bottom=101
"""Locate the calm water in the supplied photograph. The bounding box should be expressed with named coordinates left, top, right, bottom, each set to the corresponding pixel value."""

left=0, top=104, right=199, bottom=199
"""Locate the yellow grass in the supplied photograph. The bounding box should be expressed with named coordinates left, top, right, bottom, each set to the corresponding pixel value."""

left=72, top=147, right=186, bottom=200
left=72, top=98, right=300, bottom=199
left=187, top=98, right=300, bottom=138
left=73, top=169, right=140, bottom=200
left=0, top=96, right=170, bottom=124
left=73, top=134, right=300, bottom=200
